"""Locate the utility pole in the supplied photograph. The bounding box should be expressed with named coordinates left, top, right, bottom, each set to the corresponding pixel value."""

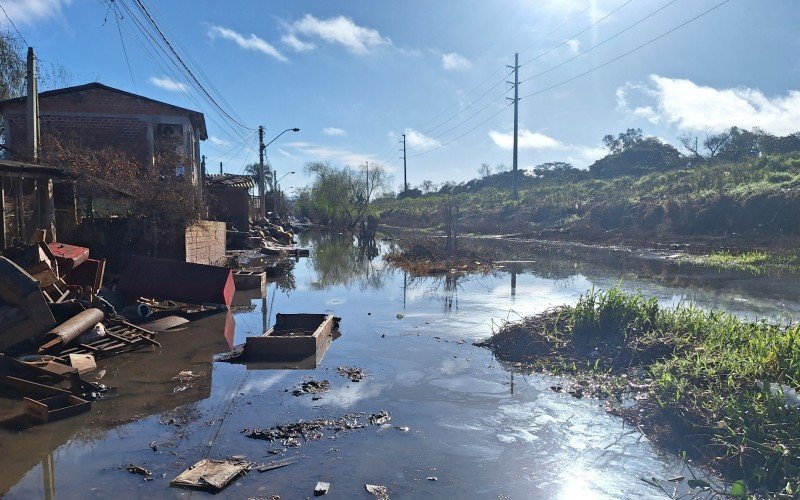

left=364, top=161, right=369, bottom=211
left=219, top=161, right=222, bottom=175
left=258, top=125, right=266, bottom=219
left=506, top=52, right=520, bottom=200
left=200, top=155, right=206, bottom=180
left=26, top=47, right=40, bottom=161
left=401, top=133, right=408, bottom=193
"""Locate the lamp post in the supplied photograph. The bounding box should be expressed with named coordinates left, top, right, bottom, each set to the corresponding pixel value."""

left=259, top=127, right=299, bottom=219
left=273, top=171, right=295, bottom=217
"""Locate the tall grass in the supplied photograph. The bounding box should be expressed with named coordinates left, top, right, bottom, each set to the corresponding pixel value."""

left=562, top=289, right=800, bottom=494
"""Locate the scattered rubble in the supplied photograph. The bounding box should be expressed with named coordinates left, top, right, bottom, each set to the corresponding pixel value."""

left=244, top=411, right=391, bottom=448
left=314, top=481, right=330, bottom=496
left=291, top=379, right=331, bottom=397
left=256, top=458, right=297, bottom=473
left=337, top=366, right=365, bottom=382
left=126, top=464, right=153, bottom=481
left=365, top=484, right=389, bottom=499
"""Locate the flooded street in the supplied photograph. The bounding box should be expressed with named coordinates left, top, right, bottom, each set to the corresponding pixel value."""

left=2, top=232, right=800, bottom=499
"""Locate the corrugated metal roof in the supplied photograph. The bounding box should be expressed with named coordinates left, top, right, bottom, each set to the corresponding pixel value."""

left=206, top=174, right=255, bottom=189
left=0, top=159, right=69, bottom=178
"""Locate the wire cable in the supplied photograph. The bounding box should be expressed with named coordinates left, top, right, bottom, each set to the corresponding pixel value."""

left=0, top=2, right=28, bottom=45
left=519, top=0, right=635, bottom=67
left=520, top=0, right=679, bottom=84
left=519, top=0, right=732, bottom=101
left=409, top=102, right=512, bottom=159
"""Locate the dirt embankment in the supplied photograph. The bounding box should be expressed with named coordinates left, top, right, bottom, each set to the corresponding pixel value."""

left=380, top=190, right=800, bottom=251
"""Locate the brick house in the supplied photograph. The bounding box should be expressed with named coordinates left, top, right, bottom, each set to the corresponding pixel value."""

left=0, top=82, right=207, bottom=185
left=206, top=174, right=254, bottom=232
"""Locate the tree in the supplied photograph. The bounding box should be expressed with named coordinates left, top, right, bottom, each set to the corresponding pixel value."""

left=679, top=130, right=732, bottom=163
left=591, top=131, right=682, bottom=178
left=421, top=180, right=436, bottom=194
left=602, top=128, right=644, bottom=154
left=301, top=161, right=392, bottom=229
left=478, top=162, right=492, bottom=178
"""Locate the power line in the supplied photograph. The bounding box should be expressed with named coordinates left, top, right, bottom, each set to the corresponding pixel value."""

left=129, top=0, right=256, bottom=132
left=113, top=4, right=137, bottom=91
left=0, top=2, right=28, bottom=45
left=517, top=5, right=592, bottom=54
left=520, top=0, right=679, bottom=85
left=409, top=103, right=512, bottom=159
left=519, top=0, right=732, bottom=101
left=519, top=0, right=636, bottom=67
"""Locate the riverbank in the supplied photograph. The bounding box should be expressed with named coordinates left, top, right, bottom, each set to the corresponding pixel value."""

left=375, top=153, right=800, bottom=256
left=476, top=288, right=800, bottom=497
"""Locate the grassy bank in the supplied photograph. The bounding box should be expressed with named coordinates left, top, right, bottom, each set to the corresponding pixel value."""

left=477, top=289, right=800, bottom=497
left=376, top=153, right=800, bottom=248
left=684, top=250, right=800, bottom=274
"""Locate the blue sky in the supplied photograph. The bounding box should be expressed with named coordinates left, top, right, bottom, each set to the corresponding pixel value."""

left=2, top=0, right=799, bottom=192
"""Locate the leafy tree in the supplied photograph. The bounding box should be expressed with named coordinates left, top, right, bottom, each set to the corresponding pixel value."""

left=421, top=180, right=437, bottom=193
left=478, top=162, right=491, bottom=178
left=592, top=130, right=682, bottom=178
left=300, top=161, right=392, bottom=229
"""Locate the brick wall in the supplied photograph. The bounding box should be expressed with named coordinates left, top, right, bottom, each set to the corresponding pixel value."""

left=184, top=220, right=226, bottom=266
left=207, top=186, right=250, bottom=231
left=2, top=86, right=198, bottom=168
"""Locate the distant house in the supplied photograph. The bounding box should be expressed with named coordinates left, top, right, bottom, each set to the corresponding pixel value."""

left=0, top=82, right=207, bottom=185
left=206, top=174, right=254, bottom=231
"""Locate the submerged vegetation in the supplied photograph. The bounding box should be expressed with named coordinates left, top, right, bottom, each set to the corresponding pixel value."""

left=686, top=250, right=800, bottom=274
left=478, top=288, right=800, bottom=497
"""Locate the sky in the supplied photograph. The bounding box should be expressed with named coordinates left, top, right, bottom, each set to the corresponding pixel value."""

left=1, top=0, right=799, bottom=193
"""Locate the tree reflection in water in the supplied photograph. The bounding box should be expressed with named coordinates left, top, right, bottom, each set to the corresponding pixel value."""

left=307, top=232, right=391, bottom=291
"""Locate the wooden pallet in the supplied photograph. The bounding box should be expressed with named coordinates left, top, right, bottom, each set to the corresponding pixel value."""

left=54, top=319, right=159, bottom=361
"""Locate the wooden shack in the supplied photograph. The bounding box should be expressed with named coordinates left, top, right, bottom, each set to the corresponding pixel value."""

left=0, top=159, right=76, bottom=248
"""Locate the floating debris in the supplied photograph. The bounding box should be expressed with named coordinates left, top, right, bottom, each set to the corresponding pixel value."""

left=369, top=411, right=391, bottom=425
left=257, top=458, right=297, bottom=473
left=427, top=476, right=438, bottom=481
left=337, top=366, right=365, bottom=382
left=245, top=411, right=390, bottom=449
left=126, top=464, right=152, bottom=481
left=170, top=458, right=250, bottom=492
left=291, top=379, right=331, bottom=397
left=395, top=426, right=409, bottom=432
left=314, top=481, right=330, bottom=496
left=365, top=483, right=389, bottom=499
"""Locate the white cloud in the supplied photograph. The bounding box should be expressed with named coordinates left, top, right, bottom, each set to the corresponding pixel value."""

left=207, top=25, right=287, bottom=62
left=148, top=76, right=187, bottom=93
left=537, top=0, right=607, bottom=23
left=323, top=127, right=347, bottom=136
left=0, top=0, right=70, bottom=26
left=287, top=14, right=390, bottom=55
left=618, top=75, right=800, bottom=135
left=281, top=32, right=316, bottom=52
left=565, top=38, right=581, bottom=54
left=209, top=136, right=231, bottom=148
left=403, top=128, right=441, bottom=150
left=284, top=141, right=377, bottom=166
left=489, top=129, right=564, bottom=150
left=441, top=52, right=472, bottom=71
left=564, top=145, right=608, bottom=168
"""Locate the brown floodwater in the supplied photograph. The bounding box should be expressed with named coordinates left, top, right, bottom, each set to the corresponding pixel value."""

left=1, top=232, right=798, bottom=499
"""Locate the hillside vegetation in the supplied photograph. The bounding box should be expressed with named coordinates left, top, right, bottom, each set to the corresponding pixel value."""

left=376, top=128, right=800, bottom=247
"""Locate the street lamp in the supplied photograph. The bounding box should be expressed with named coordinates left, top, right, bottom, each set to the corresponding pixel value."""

left=273, top=171, right=295, bottom=215
left=259, top=127, right=299, bottom=219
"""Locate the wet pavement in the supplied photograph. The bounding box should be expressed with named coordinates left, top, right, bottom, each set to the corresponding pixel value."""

left=2, top=232, right=799, bottom=499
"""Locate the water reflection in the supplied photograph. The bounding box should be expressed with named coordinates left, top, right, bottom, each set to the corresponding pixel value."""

left=305, top=232, right=391, bottom=291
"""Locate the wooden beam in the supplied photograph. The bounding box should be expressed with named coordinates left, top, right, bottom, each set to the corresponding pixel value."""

left=0, top=178, right=6, bottom=249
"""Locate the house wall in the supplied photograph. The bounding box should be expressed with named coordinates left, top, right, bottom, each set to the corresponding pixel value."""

left=2, top=87, right=201, bottom=180
left=208, top=186, right=250, bottom=231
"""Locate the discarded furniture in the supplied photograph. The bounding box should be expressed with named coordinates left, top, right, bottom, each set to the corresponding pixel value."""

left=244, top=314, right=339, bottom=361
left=53, top=319, right=158, bottom=361
left=233, top=270, right=265, bottom=291
left=65, top=258, right=105, bottom=292
left=24, top=393, right=91, bottom=423
left=0, top=256, right=57, bottom=351
left=117, top=256, right=235, bottom=308
left=47, top=242, right=89, bottom=276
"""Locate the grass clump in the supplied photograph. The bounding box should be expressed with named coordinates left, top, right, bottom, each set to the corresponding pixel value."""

left=477, top=288, right=800, bottom=496
left=692, top=250, right=800, bottom=274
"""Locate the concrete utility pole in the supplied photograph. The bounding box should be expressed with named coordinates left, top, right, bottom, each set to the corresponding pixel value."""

left=401, top=133, right=408, bottom=193
left=507, top=52, right=520, bottom=200
left=26, top=47, right=40, bottom=161
left=272, top=168, right=278, bottom=215
left=258, top=125, right=266, bottom=219
left=219, top=162, right=222, bottom=175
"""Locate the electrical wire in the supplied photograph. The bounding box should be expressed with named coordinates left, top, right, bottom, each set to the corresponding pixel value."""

left=520, top=0, right=679, bottom=84
left=113, top=6, right=137, bottom=91
left=519, top=0, right=732, bottom=101
left=0, top=2, right=28, bottom=45
left=519, top=0, right=636, bottom=67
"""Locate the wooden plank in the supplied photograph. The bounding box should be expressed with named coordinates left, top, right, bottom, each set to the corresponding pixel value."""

left=0, top=178, right=6, bottom=249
